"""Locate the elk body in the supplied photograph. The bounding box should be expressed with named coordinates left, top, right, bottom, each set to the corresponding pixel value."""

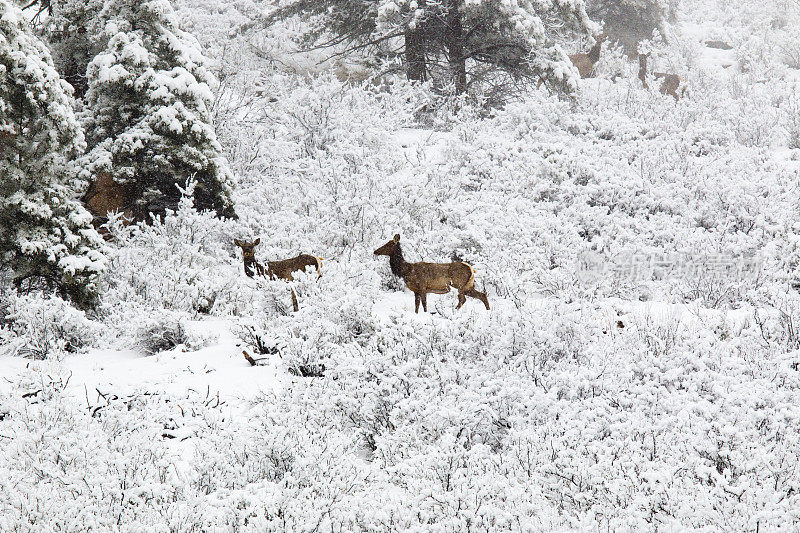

left=234, top=238, right=322, bottom=312
left=569, top=33, right=607, bottom=78
left=374, top=234, right=490, bottom=313
left=84, top=173, right=135, bottom=226
left=638, top=53, right=684, bottom=101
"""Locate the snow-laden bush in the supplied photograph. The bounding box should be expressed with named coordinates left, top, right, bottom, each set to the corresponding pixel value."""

left=0, top=369, right=201, bottom=530
left=100, top=183, right=240, bottom=320
left=0, top=364, right=370, bottom=531
left=4, top=294, right=800, bottom=530
left=135, top=310, right=193, bottom=356
left=235, top=261, right=382, bottom=376
left=222, top=288, right=800, bottom=530
left=0, top=290, right=100, bottom=359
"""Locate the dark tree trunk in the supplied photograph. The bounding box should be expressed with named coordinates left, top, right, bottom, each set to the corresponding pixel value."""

left=405, top=24, right=427, bottom=82
left=63, top=66, right=88, bottom=100
left=445, top=0, right=466, bottom=94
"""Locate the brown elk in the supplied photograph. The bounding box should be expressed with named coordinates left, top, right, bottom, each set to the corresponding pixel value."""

left=569, top=33, right=607, bottom=78
left=84, top=173, right=135, bottom=227
left=638, top=53, right=684, bottom=101
left=234, top=238, right=322, bottom=312
left=374, top=234, right=490, bottom=313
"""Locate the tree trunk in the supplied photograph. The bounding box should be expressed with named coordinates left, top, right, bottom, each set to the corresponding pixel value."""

left=445, top=0, right=466, bottom=94
left=405, top=24, right=427, bottom=82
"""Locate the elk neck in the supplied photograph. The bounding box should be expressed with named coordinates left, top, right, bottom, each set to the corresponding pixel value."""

left=588, top=40, right=602, bottom=64
left=389, top=244, right=408, bottom=278
left=243, top=256, right=257, bottom=277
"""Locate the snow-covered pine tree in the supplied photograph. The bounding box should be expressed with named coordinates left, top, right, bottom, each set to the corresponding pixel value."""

left=433, top=0, right=599, bottom=95
left=34, top=0, right=106, bottom=99
left=587, top=0, right=678, bottom=57
left=266, top=0, right=597, bottom=96
left=80, top=0, right=236, bottom=221
left=0, top=0, right=106, bottom=309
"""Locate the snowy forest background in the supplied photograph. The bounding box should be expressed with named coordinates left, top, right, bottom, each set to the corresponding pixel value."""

left=2, top=0, right=800, bottom=529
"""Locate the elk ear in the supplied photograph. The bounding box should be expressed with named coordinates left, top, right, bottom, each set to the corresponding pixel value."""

left=393, top=234, right=400, bottom=242
left=253, top=238, right=260, bottom=246
left=234, top=239, right=243, bottom=247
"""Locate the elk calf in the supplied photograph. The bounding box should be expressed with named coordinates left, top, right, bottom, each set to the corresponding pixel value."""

left=234, top=238, right=322, bottom=312
left=374, top=234, right=490, bottom=313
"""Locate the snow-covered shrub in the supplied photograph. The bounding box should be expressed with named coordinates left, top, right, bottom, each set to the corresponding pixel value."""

left=100, top=183, right=239, bottom=319
left=777, top=25, right=800, bottom=69
left=782, top=92, right=800, bottom=150
left=235, top=261, right=382, bottom=376
left=751, top=288, right=800, bottom=351
left=0, top=291, right=99, bottom=359
left=135, top=310, right=193, bottom=355
left=0, top=371, right=210, bottom=530
left=0, top=363, right=372, bottom=531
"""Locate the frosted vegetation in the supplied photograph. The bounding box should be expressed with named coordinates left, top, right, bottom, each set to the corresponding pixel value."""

left=2, top=0, right=800, bottom=530
left=0, top=1, right=106, bottom=308
left=79, top=0, right=236, bottom=220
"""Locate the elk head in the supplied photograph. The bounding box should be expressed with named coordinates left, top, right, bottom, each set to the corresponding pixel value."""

left=374, top=234, right=400, bottom=256
left=234, top=238, right=264, bottom=277
left=234, top=238, right=260, bottom=260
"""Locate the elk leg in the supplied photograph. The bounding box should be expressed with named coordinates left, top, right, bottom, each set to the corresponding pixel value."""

left=290, top=288, right=299, bottom=312
left=414, top=293, right=420, bottom=314
left=420, top=292, right=428, bottom=313
left=466, top=288, right=490, bottom=310
left=456, top=291, right=467, bottom=310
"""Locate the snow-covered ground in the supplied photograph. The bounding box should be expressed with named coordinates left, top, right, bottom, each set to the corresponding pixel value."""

left=0, top=319, right=282, bottom=402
